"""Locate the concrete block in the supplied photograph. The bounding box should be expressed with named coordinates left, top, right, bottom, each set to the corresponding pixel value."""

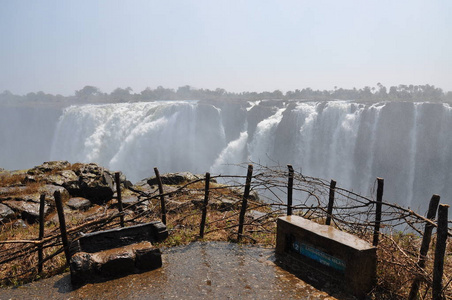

left=276, top=215, right=376, bottom=299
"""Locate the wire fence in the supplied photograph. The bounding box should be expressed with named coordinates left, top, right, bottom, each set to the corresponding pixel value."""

left=0, top=162, right=450, bottom=299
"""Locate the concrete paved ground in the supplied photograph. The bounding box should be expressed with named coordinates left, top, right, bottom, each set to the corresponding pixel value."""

left=1, top=242, right=355, bottom=300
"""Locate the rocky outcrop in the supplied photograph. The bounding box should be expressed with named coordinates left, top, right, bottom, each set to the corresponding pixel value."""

left=68, top=163, right=115, bottom=202
left=26, top=162, right=116, bottom=203
left=0, top=161, right=124, bottom=224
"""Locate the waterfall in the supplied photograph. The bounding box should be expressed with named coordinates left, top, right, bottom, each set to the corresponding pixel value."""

left=2, top=99, right=451, bottom=211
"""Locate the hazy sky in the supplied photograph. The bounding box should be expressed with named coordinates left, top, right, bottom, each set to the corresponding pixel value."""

left=1, top=0, right=451, bottom=96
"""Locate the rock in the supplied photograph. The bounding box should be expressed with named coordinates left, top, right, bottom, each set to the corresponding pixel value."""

left=2, top=200, right=50, bottom=222
left=98, top=248, right=136, bottom=275
left=0, top=203, right=15, bottom=221
left=0, top=186, right=29, bottom=197
left=166, top=199, right=186, bottom=213
left=66, top=163, right=115, bottom=202
left=12, top=219, right=27, bottom=228
left=27, top=161, right=71, bottom=175
left=38, top=185, right=70, bottom=203
left=70, top=241, right=162, bottom=284
left=146, top=172, right=215, bottom=186
left=247, top=210, right=267, bottom=222
left=233, top=188, right=259, bottom=201
left=121, top=195, right=140, bottom=206
left=47, top=170, right=79, bottom=187
left=216, top=198, right=238, bottom=211
left=134, top=243, right=163, bottom=270
left=67, top=197, right=92, bottom=211
left=25, top=162, right=118, bottom=203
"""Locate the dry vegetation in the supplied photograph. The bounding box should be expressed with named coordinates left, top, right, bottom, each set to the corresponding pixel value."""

left=0, top=164, right=451, bottom=299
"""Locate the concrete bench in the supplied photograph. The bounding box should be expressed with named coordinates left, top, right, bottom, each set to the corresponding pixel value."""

left=70, top=221, right=168, bottom=284
left=276, top=215, right=376, bottom=298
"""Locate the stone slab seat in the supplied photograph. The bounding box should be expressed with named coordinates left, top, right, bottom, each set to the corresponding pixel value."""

left=276, top=215, right=376, bottom=299
left=70, top=221, right=168, bottom=284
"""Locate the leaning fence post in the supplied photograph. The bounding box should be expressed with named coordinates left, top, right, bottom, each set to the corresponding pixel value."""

left=408, top=194, right=441, bottom=300
left=38, top=193, right=46, bottom=273
left=373, top=177, right=384, bottom=247
left=54, top=190, right=71, bottom=265
left=287, top=165, right=294, bottom=216
left=325, top=179, right=337, bottom=226
left=114, top=172, right=125, bottom=228
left=432, top=204, right=449, bottom=300
left=199, top=172, right=210, bottom=238
left=238, top=164, right=253, bottom=241
left=154, top=167, right=167, bottom=225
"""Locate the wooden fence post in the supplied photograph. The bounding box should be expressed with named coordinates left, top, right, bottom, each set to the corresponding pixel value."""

left=199, top=172, right=210, bottom=238
left=54, top=190, right=71, bottom=265
left=114, top=172, right=125, bottom=227
left=432, top=204, right=449, bottom=300
left=287, top=165, right=294, bottom=216
left=238, top=164, right=253, bottom=241
left=408, top=194, right=441, bottom=300
left=154, top=167, right=167, bottom=225
left=325, top=179, right=337, bottom=226
left=373, top=178, right=384, bottom=247
left=38, top=194, right=46, bottom=273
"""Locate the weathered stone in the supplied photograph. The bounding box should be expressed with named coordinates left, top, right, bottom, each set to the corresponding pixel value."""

left=146, top=172, right=216, bottom=186
left=147, top=172, right=199, bottom=185
left=65, top=163, right=115, bottom=202
left=70, top=252, right=97, bottom=282
left=0, top=186, right=29, bottom=196
left=67, top=197, right=92, bottom=211
left=233, top=187, right=259, bottom=201
left=121, top=195, right=140, bottom=206
left=0, top=203, right=15, bottom=221
left=98, top=248, right=136, bottom=275
left=27, top=161, right=71, bottom=175
left=70, top=241, right=163, bottom=284
left=75, top=221, right=168, bottom=253
left=44, top=170, right=79, bottom=187
left=134, top=244, right=163, bottom=270
left=38, top=185, right=70, bottom=202
left=3, top=200, right=50, bottom=222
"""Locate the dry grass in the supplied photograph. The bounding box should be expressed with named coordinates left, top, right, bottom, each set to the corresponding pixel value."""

left=0, top=173, right=26, bottom=187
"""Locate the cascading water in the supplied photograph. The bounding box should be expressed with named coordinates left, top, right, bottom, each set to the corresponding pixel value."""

left=2, top=99, right=451, bottom=211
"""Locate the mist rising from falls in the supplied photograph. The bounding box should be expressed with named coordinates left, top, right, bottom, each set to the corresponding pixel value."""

left=12, top=99, right=452, bottom=211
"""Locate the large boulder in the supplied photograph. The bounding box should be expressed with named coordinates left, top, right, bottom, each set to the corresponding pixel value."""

left=26, top=161, right=116, bottom=203
left=65, top=163, right=115, bottom=203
